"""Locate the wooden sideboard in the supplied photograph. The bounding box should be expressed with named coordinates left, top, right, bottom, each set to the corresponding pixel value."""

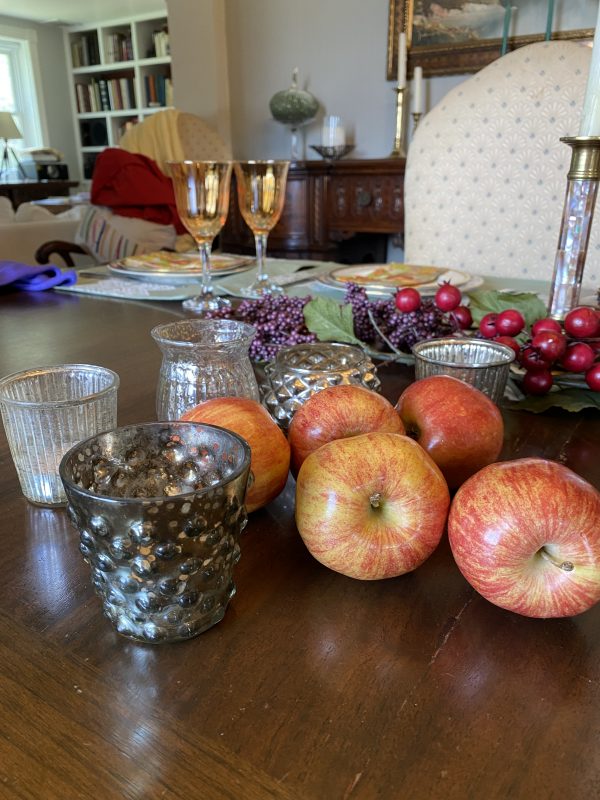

left=220, top=158, right=405, bottom=262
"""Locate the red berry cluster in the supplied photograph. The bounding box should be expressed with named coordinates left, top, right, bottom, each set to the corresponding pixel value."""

left=395, top=282, right=473, bottom=329
left=478, top=306, right=600, bottom=395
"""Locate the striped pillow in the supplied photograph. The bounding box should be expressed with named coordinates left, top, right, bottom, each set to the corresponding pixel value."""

left=75, top=205, right=177, bottom=263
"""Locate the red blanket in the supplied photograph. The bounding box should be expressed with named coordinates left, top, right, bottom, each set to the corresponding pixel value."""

left=90, top=148, right=186, bottom=233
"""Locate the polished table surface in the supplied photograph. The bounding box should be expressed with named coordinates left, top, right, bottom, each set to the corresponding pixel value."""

left=1, top=290, right=600, bottom=800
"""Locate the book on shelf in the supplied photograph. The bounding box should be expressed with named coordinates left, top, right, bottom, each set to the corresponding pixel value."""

left=71, top=33, right=100, bottom=67
left=144, top=74, right=172, bottom=107
left=98, top=79, right=110, bottom=111
left=105, top=31, right=133, bottom=63
left=150, top=27, right=170, bottom=58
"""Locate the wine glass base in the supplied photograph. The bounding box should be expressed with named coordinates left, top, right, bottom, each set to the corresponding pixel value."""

left=182, top=295, right=231, bottom=314
left=240, top=279, right=284, bottom=299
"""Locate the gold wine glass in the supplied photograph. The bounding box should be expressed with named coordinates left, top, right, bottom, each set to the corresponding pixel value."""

left=234, top=160, right=290, bottom=297
left=168, top=160, right=233, bottom=314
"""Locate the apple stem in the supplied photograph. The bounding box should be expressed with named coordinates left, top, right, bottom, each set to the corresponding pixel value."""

left=369, top=492, right=382, bottom=509
left=539, top=547, right=574, bottom=572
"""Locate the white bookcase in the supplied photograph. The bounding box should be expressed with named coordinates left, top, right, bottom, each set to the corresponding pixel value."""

left=65, top=12, right=172, bottom=181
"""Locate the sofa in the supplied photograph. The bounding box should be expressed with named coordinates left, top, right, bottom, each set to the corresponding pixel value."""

left=0, top=198, right=91, bottom=266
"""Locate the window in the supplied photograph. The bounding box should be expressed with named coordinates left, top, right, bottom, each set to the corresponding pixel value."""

left=0, top=24, right=46, bottom=154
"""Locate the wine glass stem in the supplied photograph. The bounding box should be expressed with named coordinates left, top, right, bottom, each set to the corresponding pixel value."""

left=254, top=232, right=269, bottom=282
left=199, top=241, right=213, bottom=297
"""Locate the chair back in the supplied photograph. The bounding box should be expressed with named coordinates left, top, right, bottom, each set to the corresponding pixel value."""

left=119, top=109, right=231, bottom=173
left=404, top=41, right=599, bottom=287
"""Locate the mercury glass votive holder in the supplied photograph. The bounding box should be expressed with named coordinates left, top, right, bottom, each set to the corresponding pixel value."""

left=0, top=364, right=119, bottom=506
left=60, top=422, right=251, bottom=644
left=261, top=342, right=381, bottom=429
left=412, top=338, right=515, bottom=405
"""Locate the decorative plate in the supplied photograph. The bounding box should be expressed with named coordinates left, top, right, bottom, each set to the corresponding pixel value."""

left=108, top=252, right=255, bottom=285
left=317, top=263, right=474, bottom=296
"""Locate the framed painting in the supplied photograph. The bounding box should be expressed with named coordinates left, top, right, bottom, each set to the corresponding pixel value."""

left=387, top=0, right=596, bottom=78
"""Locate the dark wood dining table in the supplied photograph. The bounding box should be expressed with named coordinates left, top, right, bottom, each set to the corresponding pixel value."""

left=1, top=289, right=599, bottom=800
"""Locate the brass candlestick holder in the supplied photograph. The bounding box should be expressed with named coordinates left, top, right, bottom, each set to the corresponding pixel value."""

left=390, top=86, right=407, bottom=158
left=412, top=111, right=422, bottom=134
left=548, top=136, right=600, bottom=319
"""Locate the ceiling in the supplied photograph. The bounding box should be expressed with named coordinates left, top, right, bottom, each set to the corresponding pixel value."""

left=0, top=0, right=166, bottom=25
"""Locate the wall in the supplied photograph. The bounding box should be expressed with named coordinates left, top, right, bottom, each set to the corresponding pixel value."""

left=224, top=0, right=399, bottom=160
left=0, top=14, right=78, bottom=180
left=167, top=0, right=232, bottom=151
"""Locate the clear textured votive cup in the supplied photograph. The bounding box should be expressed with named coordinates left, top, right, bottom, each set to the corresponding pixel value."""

left=0, top=364, right=119, bottom=506
left=59, top=422, right=251, bottom=644
left=152, top=319, right=260, bottom=421
left=412, top=338, right=515, bottom=405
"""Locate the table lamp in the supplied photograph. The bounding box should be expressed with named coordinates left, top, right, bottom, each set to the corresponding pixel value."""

left=0, top=112, right=26, bottom=180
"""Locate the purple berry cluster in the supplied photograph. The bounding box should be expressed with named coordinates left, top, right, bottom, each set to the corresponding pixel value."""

left=207, top=294, right=317, bottom=362
left=344, top=284, right=453, bottom=352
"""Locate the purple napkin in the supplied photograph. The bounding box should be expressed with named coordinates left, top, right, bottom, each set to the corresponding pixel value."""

left=0, top=261, right=78, bottom=292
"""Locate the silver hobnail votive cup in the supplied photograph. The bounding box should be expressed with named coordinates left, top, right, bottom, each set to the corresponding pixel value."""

left=261, top=342, right=381, bottom=429
left=60, top=421, right=251, bottom=644
left=412, top=338, right=515, bottom=404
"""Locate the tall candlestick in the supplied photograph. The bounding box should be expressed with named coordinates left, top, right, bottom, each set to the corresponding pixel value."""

left=501, top=2, right=512, bottom=56
left=413, top=66, right=423, bottom=115
left=579, top=2, right=600, bottom=136
left=397, top=32, right=407, bottom=88
left=545, top=0, right=555, bottom=41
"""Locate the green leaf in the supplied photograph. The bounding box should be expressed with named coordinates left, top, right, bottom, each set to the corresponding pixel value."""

left=303, top=297, right=362, bottom=345
left=467, top=289, right=548, bottom=328
left=507, top=388, right=600, bottom=413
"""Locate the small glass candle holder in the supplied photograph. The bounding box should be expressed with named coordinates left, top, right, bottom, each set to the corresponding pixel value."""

left=412, top=338, right=515, bottom=405
left=60, top=421, right=251, bottom=644
left=261, top=342, right=380, bottom=429
left=0, top=364, right=119, bottom=506
left=152, top=319, right=260, bottom=421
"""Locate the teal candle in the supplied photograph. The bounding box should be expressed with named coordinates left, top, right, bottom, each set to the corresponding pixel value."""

left=501, top=2, right=512, bottom=56
left=545, top=0, right=555, bottom=41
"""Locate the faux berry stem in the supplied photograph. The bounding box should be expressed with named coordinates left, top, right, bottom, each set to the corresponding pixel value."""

left=367, top=309, right=405, bottom=358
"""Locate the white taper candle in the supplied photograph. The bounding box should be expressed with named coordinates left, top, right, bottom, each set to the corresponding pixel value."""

left=397, top=32, right=407, bottom=88
left=413, top=66, right=423, bottom=114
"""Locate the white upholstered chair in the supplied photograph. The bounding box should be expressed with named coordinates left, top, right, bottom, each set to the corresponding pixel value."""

left=404, top=41, right=599, bottom=287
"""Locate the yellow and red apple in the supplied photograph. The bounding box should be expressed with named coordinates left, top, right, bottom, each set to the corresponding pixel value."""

left=295, top=431, right=450, bottom=580
left=288, top=384, right=405, bottom=476
left=395, top=375, right=504, bottom=489
left=182, top=397, right=290, bottom=513
left=448, top=458, right=600, bottom=617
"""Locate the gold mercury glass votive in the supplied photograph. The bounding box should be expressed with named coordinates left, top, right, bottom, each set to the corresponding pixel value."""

left=412, top=338, right=515, bottom=405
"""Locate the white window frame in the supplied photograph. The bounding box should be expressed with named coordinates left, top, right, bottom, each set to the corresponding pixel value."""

left=0, top=23, right=48, bottom=149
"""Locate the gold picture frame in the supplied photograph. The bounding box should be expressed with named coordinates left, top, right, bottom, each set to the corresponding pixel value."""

left=387, top=0, right=594, bottom=79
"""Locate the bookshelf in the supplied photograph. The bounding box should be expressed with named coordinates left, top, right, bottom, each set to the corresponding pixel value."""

left=65, top=12, right=173, bottom=180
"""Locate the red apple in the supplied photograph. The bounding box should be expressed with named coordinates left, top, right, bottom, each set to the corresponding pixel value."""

left=288, top=384, right=405, bottom=476
left=448, top=458, right=600, bottom=618
left=295, top=432, right=450, bottom=580
left=395, top=375, right=504, bottom=489
left=182, top=397, right=290, bottom=513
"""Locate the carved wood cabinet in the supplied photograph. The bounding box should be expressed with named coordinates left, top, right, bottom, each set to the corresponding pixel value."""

left=220, top=158, right=405, bottom=262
